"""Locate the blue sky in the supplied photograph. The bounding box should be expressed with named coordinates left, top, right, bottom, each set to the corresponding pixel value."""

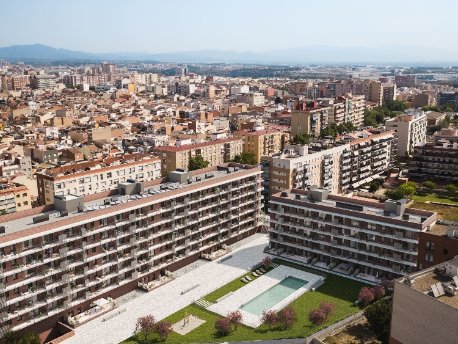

left=3, top=0, right=458, bottom=53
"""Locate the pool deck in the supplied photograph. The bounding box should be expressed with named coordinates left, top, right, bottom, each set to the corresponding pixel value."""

left=63, top=233, right=269, bottom=344
left=207, top=265, right=325, bottom=328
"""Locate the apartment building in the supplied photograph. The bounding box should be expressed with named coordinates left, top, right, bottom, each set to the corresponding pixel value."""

left=0, top=184, right=32, bottom=214
left=327, top=95, right=366, bottom=127
left=268, top=188, right=437, bottom=282
left=235, top=129, right=289, bottom=164
left=390, top=260, right=458, bottom=344
left=386, top=110, right=427, bottom=156
left=264, top=131, right=395, bottom=206
left=437, top=91, right=457, bottom=108
left=10, top=75, right=30, bottom=90
left=30, top=75, right=57, bottom=90
left=154, top=138, right=243, bottom=176
left=395, top=75, right=417, bottom=88
left=417, top=224, right=458, bottom=271
left=358, top=80, right=396, bottom=105
left=0, top=164, right=262, bottom=338
left=36, top=154, right=161, bottom=205
left=408, top=141, right=458, bottom=183
left=291, top=104, right=330, bottom=137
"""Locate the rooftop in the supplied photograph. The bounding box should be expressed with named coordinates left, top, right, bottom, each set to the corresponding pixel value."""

left=0, top=164, right=260, bottom=243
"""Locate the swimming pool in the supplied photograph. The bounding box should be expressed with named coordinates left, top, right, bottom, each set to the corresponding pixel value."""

left=240, top=276, right=307, bottom=316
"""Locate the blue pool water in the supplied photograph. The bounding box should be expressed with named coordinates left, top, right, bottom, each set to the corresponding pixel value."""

left=241, top=276, right=307, bottom=316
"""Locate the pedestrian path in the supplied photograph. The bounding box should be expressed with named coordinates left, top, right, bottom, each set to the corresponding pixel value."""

left=194, top=298, right=213, bottom=308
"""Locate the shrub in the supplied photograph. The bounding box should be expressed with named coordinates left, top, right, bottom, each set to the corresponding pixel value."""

left=154, top=320, right=173, bottom=341
left=320, top=302, right=335, bottom=317
left=135, top=314, right=156, bottom=341
left=227, top=310, right=243, bottom=330
left=423, top=181, right=436, bottom=190
left=358, top=287, right=375, bottom=306
left=262, top=256, right=273, bottom=269
left=364, top=298, right=392, bottom=343
left=309, top=308, right=326, bottom=325
left=261, top=310, right=278, bottom=330
left=277, top=306, right=296, bottom=329
left=380, top=278, right=394, bottom=292
left=215, top=317, right=232, bottom=336
left=371, top=285, right=386, bottom=300
left=445, top=184, right=457, bottom=193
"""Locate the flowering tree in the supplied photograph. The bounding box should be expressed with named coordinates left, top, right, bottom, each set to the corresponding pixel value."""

left=277, top=307, right=296, bottom=330
left=371, top=285, right=386, bottom=300
left=320, top=302, right=335, bottom=317
left=309, top=308, right=326, bottom=325
left=358, top=287, right=375, bottom=306
left=227, top=310, right=243, bottom=330
left=154, top=320, right=173, bottom=341
left=214, top=317, right=232, bottom=336
left=261, top=310, right=278, bottom=330
left=135, top=314, right=156, bottom=341
left=262, top=256, right=273, bottom=269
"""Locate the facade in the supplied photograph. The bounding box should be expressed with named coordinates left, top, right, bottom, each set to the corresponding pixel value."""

left=265, top=131, right=394, bottom=204
left=408, top=141, right=458, bottom=183
left=390, top=261, right=458, bottom=344
left=437, top=91, right=457, bottom=108
left=36, top=154, right=161, bottom=205
left=395, top=75, right=417, bottom=88
left=385, top=110, right=427, bottom=156
left=0, top=164, right=263, bottom=338
left=154, top=138, right=243, bottom=176
left=268, top=188, right=437, bottom=282
left=291, top=106, right=330, bottom=137
left=329, top=95, right=366, bottom=127
left=417, top=225, right=458, bottom=271
left=0, top=185, right=32, bottom=214
left=30, top=75, right=57, bottom=90
left=235, top=129, right=289, bottom=164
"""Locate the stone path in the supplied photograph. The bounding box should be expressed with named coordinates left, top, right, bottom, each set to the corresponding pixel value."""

left=63, top=233, right=269, bottom=344
left=172, top=315, right=206, bottom=335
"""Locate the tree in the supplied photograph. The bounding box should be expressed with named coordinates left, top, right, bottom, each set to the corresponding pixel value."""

left=277, top=307, right=296, bottom=330
left=371, top=285, right=386, bottom=300
left=0, top=331, right=40, bottom=344
left=445, top=184, right=457, bottom=193
left=364, top=298, right=392, bottom=344
left=227, top=310, right=243, bottom=330
left=188, top=156, right=209, bottom=171
left=262, top=256, right=272, bottom=269
left=154, top=320, right=173, bottom=341
left=384, top=188, right=404, bottom=200
left=135, top=314, right=156, bottom=342
left=232, top=152, right=257, bottom=165
left=358, top=287, right=375, bottom=306
left=292, top=132, right=311, bottom=145
left=398, top=182, right=416, bottom=199
left=309, top=308, right=326, bottom=325
left=320, top=302, right=335, bottom=317
left=385, top=100, right=408, bottom=112
left=261, top=310, right=278, bottom=330
left=423, top=181, right=436, bottom=190
left=214, top=317, right=232, bottom=336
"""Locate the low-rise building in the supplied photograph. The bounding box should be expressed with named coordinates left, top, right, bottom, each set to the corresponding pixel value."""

left=0, top=184, right=32, bottom=214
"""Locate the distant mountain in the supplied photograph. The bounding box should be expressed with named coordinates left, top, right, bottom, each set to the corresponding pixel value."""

left=0, top=43, right=457, bottom=65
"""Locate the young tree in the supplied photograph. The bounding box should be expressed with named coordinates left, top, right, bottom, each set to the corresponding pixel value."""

left=227, top=310, right=243, bottom=330
left=319, top=302, right=335, bottom=317
left=445, top=184, right=457, bottom=193
left=277, top=307, right=296, bottom=330
left=358, top=287, right=375, bottom=306
left=262, top=256, right=272, bottom=269
left=233, top=152, right=257, bottom=165
left=188, top=156, right=209, bottom=171
left=364, top=298, right=392, bottom=344
left=384, top=188, right=404, bottom=200
left=135, top=314, right=156, bottom=342
left=371, top=285, right=386, bottom=300
left=422, top=181, right=436, bottom=190
left=398, top=182, right=417, bottom=199
left=261, top=310, right=278, bottom=330
left=309, top=308, right=326, bottom=325
left=214, top=317, right=232, bottom=336
left=155, top=320, right=173, bottom=341
left=292, top=132, right=311, bottom=145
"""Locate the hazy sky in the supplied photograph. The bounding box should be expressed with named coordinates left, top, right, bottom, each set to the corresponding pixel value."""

left=3, top=0, right=458, bottom=53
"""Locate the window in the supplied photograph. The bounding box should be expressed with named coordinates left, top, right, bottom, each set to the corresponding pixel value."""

left=425, top=241, right=435, bottom=251
left=425, top=253, right=433, bottom=262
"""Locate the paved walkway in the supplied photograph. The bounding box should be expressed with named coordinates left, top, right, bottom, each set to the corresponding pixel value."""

left=63, top=233, right=269, bottom=344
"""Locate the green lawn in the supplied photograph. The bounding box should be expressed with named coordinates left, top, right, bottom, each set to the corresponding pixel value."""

left=410, top=202, right=458, bottom=222
left=123, top=262, right=366, bottom=344
left=412, top=192, right=458, bottom=205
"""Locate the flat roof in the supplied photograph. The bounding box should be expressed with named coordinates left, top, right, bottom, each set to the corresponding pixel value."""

left=0, top=165, right=261, bottom=244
